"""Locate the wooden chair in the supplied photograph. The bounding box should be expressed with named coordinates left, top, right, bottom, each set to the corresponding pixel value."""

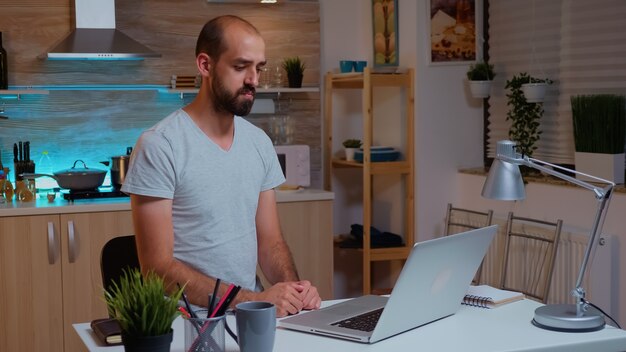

left=444, top=203, right=494, bottom=284
left=499, top=212, right=562, bottom=303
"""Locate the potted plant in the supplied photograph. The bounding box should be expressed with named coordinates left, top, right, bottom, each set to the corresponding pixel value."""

left=104, top=268, right=184, bottom=352
left=282, top=56, right=305, bottom=88
left=521, top=76, right=552, bottom=103
left=342, top=138, right=362, bottom=161
left=466, top=61, right=495, bottom=98
left=571, top=94, right=626, bottom=183
left=505, top=73, right=545, bottom=163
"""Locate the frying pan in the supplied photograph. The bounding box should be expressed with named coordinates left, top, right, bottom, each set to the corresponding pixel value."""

left=21, top=160, right=107, bottom=191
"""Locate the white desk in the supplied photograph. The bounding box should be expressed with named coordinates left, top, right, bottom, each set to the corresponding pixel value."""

left=74, top=299, right=626, bottom=352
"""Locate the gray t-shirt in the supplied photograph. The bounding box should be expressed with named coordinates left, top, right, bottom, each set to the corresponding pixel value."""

left=122, top=109, right=285, bottom=291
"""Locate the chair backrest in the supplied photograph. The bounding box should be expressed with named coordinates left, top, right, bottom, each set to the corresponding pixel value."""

left=444, top=203, right=494, bottom=236
left=100, top=235, right=140, bottom=293
left=499, top=212, right=562, bottom=303
left=444, top=203, right=494, bottom=284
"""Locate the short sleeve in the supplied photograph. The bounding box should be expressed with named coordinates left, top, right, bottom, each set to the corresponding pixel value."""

left=121, top=131, right=176, bottom=199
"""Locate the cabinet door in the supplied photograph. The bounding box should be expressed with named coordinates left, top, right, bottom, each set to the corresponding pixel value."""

left=60, top=211, right=134, bottom=352
left=0, top=215, right=64, bottom=352
left=277, top=200, right=333, bottom=300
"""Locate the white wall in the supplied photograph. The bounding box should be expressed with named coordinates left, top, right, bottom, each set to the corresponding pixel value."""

left=320, top=0, right=484, bottom=297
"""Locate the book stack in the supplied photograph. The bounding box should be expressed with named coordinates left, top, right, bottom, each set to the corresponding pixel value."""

left=170, top=74, right=201, bottom=88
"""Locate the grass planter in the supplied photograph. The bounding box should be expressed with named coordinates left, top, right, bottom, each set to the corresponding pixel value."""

left=571, top=94, right=626, bottom=183
left=104, top=269, right=184, bottom=352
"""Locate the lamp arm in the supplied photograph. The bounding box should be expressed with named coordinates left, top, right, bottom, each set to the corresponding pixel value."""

left=498, top=153, right=615, bottom=316
left=498, top=154, right=614, bottom=195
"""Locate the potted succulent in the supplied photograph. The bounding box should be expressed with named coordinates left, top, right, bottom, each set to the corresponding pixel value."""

left=342, top=138, right=362, bottom=161
left=104, top=268, right=185, bottom=352
left=466, top=61, right=495, bottom=98
left=571, top=94, right=626, bottom=183
left=282, top=56, right=305, bottom=88
left=521, top=76, right=552, bottom=103
left=505, top=73, right=546, bottom=163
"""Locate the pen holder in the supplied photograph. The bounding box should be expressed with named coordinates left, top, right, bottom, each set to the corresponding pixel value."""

left=184, top=310, right=225, bottom=352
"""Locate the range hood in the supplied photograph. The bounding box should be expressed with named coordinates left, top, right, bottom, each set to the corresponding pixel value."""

left=43, top=0, right=160, bottom=60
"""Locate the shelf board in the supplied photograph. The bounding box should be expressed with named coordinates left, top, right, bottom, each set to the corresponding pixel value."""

left=167, top=86, right=319, bottom=95
left=331, top=158, right=411, bottom=174
left=0, top=89, right=50, bottom=98
left=335, top=245, right=412, bottom=261
left=328, top=71, right=411, bottom=89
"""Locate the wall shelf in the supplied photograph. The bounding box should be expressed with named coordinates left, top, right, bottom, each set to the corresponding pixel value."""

left=0, top=89, right=50, bottom=99
left=167, top=86, right=319, bottom=99
left=1, top=85, right=319, bottom=99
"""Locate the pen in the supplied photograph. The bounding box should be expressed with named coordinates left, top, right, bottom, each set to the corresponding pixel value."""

left=209, top=284, right=235, bottom=318
left=208, top=278, right=221, bottom=317
left=214, top=285, right=241, bottom=317
left=178, top=283, right=197, bottom=318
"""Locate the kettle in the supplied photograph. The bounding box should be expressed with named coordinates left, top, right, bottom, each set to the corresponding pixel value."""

left=101, top=147, right=132, bottom=189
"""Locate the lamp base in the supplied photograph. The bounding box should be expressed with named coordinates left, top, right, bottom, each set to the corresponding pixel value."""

left=532, top=304, right=605, bottom=332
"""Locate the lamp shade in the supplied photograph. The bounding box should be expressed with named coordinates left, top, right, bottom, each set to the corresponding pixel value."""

left=481, top=159, right=526, bottom=200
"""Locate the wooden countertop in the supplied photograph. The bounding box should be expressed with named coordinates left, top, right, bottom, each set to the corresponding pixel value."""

left=0, top=188, right=334, bottom=217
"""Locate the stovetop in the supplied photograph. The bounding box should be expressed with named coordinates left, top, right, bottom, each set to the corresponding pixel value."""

left=62, top=187, right=129, bottom=201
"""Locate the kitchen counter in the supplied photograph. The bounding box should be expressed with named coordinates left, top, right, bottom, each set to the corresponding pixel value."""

left=0, top=188, right=334, bottom=217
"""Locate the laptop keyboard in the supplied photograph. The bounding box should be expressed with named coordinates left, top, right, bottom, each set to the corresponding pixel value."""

left=331, top=308, right=384, bottom=332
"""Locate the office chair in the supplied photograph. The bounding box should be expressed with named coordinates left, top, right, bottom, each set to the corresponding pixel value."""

left=499, top=212, right=562, bottom=303
left=444, top=203, right=493, bottom=284
left=100, top=235, right=140, bottom=293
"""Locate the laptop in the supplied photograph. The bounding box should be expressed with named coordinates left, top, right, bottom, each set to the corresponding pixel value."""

left=280, top=225, right=498, bottom=343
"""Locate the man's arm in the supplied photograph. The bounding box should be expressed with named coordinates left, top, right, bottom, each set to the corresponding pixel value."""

left=250, top=189, right=321, bottom=314
left=130, top=194, right=230, bottom=307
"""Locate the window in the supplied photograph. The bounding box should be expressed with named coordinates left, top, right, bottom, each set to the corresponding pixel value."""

left=486, top=0, right=626, bottom=164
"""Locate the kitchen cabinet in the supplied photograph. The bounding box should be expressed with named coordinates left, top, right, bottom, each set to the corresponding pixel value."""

left=256, top=199, right=334, bottom=300
left=276, top=199, right=333, bottom=300
left=324, top=67, right=415, bottom=295
left=0, top=210, right=134, bottom=352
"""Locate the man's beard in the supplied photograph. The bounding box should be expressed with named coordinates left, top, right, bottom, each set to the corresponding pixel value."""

left=212, top=75, right=256, bottom=116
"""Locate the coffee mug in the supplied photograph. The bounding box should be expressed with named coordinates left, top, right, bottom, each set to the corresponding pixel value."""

left=225, top=301, right=276, bottom=352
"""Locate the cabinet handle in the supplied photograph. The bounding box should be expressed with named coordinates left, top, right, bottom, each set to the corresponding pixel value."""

left=47, top=221, right=58, bottom=265
left=68, top=220, right=77, bottom=263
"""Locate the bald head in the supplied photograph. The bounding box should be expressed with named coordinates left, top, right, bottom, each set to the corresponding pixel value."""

left=195, top=15, right=261, bottom=61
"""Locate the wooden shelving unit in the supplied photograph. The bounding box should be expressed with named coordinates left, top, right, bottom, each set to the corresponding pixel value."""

left=324, top=67, right=415, bottom=295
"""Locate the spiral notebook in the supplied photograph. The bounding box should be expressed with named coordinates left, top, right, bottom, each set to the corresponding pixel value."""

left=462, top=285, right=524, bottom=309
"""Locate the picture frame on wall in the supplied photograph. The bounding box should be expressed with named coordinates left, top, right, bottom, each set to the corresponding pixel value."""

left=372, top=0, right=399, bottom=69
left=429, top=0, right=478, bottom=65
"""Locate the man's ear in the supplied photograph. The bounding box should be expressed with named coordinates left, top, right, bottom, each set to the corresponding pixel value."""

left=197, top=53, right=212, bottom=75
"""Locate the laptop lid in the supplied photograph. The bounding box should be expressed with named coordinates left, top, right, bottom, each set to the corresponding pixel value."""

left=280, top=225, right=498, bottom=343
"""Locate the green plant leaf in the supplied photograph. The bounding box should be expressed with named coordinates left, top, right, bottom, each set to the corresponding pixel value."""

left=104, top=268, right=184, bottom=337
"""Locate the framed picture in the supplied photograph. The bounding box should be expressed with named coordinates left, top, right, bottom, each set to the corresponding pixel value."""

left=429, top=0, right=478, bottom=65
left=372, top=0, right=399, bottom=68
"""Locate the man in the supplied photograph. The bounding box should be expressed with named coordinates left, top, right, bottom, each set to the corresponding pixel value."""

left=121, top=15, right=321, bottom=317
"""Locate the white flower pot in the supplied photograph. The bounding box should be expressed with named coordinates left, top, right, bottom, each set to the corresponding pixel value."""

left=521, top=83, right=548, bottom=103
left=468, top=80, right=492, bottom=98
left=575, top=152, right=625, bottom=184
left=344, top=148, right=357, bottom=161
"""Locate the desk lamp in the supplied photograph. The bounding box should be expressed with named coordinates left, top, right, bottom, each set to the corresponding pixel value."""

left=482, top=140, right=614, bottom=332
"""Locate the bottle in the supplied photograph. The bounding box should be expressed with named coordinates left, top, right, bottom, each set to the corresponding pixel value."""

left=0, top=32, right=7, bottom=90
left=37, top=151, right=55, bottom=198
